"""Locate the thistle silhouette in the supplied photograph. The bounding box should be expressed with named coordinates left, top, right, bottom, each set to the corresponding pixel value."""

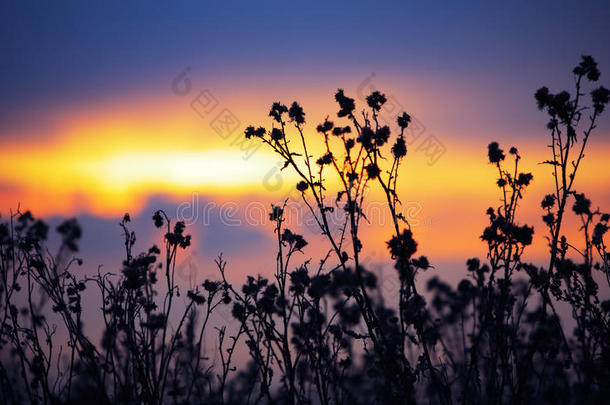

left=0, top=56, right=609, bottom=404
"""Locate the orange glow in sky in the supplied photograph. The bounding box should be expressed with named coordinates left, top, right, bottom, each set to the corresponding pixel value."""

left=1, top=92, right=609, bottom=262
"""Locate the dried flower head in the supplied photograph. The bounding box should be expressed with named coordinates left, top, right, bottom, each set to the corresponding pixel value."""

left=335, top=89, right=355, bottom=117
left=366, top=91, right=387, bottom=111
left=288, top=101, right=306, bottom=124
left=397, top=112, right=412, bottom=129
left=269, top=102, right=288, bottom=122
left=487, top=142, right=505, bottom=164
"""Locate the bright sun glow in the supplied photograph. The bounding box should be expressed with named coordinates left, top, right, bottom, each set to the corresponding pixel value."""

left=77, top=150, right=277, bottom=189
left=1, top=99, right=609, bottom=259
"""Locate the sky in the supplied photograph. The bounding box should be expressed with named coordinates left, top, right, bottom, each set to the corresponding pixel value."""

left=1, top=0, right=610, bottom=285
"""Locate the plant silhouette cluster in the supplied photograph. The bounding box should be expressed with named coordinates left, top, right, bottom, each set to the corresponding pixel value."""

left=1, top=57, right=609, bottom=404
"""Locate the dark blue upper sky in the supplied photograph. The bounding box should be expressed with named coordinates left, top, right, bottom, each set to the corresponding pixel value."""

left=1, top=0, right=609, bottom=129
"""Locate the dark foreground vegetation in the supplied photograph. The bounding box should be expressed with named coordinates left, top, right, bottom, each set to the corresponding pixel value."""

left=1, top=57, right=610, bottom=404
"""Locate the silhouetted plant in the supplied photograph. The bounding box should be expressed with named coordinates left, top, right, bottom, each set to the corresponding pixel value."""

left=532, top=55, right=610, bottom=401
left=1, top=56, right=608, bottom=404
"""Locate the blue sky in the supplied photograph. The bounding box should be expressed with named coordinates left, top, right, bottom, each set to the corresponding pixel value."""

left=2, top=0, right=609, bottom=132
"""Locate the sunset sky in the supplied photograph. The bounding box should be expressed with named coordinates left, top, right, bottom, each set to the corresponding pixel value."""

left=1, top=0, right=609, bottom=283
